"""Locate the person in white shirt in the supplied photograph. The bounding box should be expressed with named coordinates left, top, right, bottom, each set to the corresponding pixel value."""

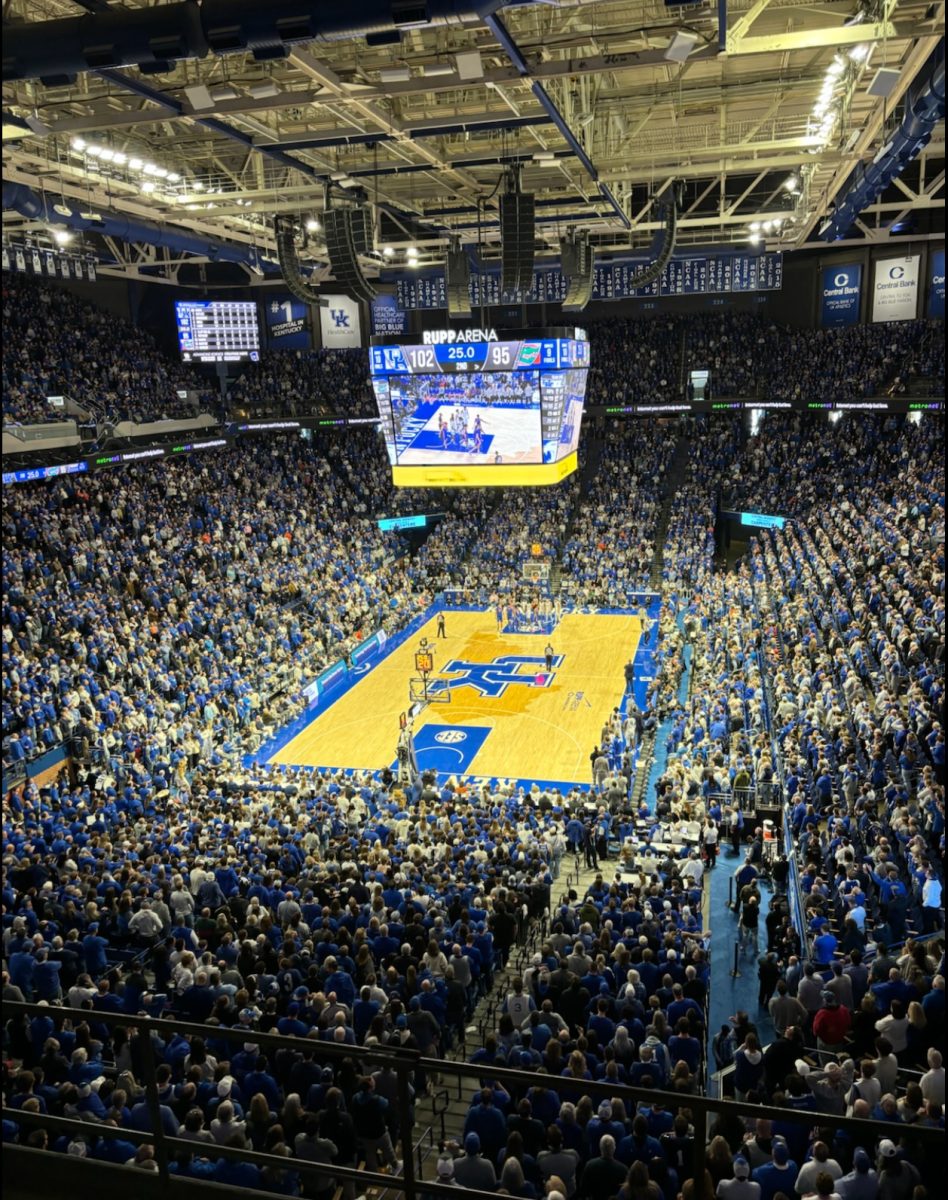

left=505, top=978, right=536, bottom=1026
left=795, top=1143, right=842, bottom=1196
left=920, top=1047, right=945, bottom=1105
left=128, top=902, right=164, bottom=940
left=679, top=851, right=704, bottom=885
left=921, top=870, right=942, bottom=933
left=717, top=1157, right=761, bottom=1200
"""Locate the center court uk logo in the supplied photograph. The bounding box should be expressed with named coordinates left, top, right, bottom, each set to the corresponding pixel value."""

left=434, top=730, right=467, bottom=744
left=427, top=654, right=565, bottom=699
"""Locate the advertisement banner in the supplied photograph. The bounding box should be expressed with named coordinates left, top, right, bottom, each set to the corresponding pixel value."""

left=319, top=294, right=363, bottom=348
left=928, top=249, right=945, bottom=319
left=265, top=294, right=312, bottom=348
left=371, top=293, right=408, bottom=336
left=872, top=255, right=920, bottom=322
left=820, top=263, right=862, bottom=326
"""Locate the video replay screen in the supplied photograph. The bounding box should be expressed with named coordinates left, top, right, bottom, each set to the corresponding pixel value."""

left=369, top=331, right=588, bottom=486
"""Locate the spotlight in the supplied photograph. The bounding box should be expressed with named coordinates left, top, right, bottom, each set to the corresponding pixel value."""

left=305, top=218, right=320, bottom=232
left=71, top=136, right=86, bottom=151
left=784, top=175, right=800, bottom=192
left=383, top=246, right=394, bottom=257
left=141, top=180, right=157, bottom=193
left=128, top=157, right=143, bottom=170
left=112, top=151, right=127, bottom=165
left=85, top=144, right=104, bottom=157
left=51, top=228, right=73, bottom=246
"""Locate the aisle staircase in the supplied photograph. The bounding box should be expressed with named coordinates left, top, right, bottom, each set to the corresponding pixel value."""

left=647, top=431, right=691, bottom=591
left=409, top=859, right=606, bottom=1174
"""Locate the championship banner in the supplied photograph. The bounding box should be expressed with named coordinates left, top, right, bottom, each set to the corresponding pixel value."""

left=928, top=249, right=945, bottom=319
left=371, top=293, right=408, bottom=336
left=264, top=294, right=312, bottom=348
left=820, top=263, right=861, bottom=326
left=872, top=255, right=920, bottom=322
left=394, top=251, right=784, bottom=309
left=319, top=294, right=363, bottom=348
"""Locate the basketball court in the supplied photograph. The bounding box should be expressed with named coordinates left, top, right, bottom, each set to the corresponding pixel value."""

left=267, top=608, right=644, bottom=789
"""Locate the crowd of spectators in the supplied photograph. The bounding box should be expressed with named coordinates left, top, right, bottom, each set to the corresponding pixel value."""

left=683, top=316, right=943, bottom=403
left=1, top=437, right=434, bottom=772
left=229, top=349, right=373, bottom=419
left=561, top=424, right=672, bottom=606
left=1, top=274, right=214, bottom=427
left=463, top=482, right=581, bottom=592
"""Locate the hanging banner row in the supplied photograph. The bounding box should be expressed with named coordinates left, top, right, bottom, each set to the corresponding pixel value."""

left=3, top=241, right=97, bottom=282
left=391, top=252, right=784, bottom=310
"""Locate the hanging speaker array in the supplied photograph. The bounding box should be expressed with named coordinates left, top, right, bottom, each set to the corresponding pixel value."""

left=499, top=174, right=535, bottom=297
left=445, top=244, right=472, bottom=317
left=323, top=205, right=377, bottom=303
left=560, top=229, right=595, bottom=313
left=274, top=216, right=324, bottom=306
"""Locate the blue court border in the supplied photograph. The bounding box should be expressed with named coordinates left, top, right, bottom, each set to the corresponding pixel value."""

left=248, top=597, right=661, bottom=792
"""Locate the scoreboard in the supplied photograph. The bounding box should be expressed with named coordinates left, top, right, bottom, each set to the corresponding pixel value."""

left=369, top=329, right=588, bottom=487
left=369, top=336, right=590, bottom=375
left=175, top=300, right=261, bottom=364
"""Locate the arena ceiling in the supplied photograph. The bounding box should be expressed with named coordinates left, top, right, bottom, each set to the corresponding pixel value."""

left=1, top=0, right=945, bottom=281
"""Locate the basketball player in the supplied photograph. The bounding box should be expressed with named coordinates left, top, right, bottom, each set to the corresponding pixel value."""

left=495, top=602, right=504, bottom=632
left=438, top=412, right=449, bottom=448
left=472, top=412, right=485, bottom=454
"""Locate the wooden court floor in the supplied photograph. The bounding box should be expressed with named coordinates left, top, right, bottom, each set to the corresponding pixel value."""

left=270, top=610, right=642, bottom=785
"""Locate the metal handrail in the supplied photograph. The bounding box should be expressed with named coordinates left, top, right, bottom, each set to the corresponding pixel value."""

left=2, top=999, right=941, bottom=1200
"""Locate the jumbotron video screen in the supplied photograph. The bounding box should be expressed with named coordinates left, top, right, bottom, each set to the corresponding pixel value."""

left=368, top=329, right=589, bottom=486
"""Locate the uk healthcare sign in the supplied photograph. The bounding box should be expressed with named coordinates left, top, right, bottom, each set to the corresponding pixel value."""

left=265, top=294, right=311, bottom=348
left=871, top=255, right=920, bottom=323
left=319, top=293, right=363, bottom=348
left=371, top=293, right=408, bottom=336
left=928, top=249, right=945, bottom=319
left=820, top=264, right=862, bottom=326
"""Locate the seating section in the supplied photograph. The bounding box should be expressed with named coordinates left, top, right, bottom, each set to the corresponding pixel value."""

left=561, top=423, right=672, bottom=606
left=229, top=348, right=374, bottom=417
left=2, top=274, right=214, bottom=426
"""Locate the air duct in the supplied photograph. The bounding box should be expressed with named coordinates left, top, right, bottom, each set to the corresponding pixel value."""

left=2, top=181, right=270, bottom=270
left=821, top=41, right=945, bottom=241
left=2, top=0, right=515, bottom=84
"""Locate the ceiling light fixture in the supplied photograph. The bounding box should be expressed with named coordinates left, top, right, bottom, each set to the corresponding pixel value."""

left=305, top=218, right=320, bottom=232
